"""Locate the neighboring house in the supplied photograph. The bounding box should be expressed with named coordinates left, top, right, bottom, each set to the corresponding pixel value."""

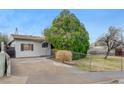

left=88, top=45, right=115, bottom=55
left=88, top=44, right=124, bottom=56
left=8, top=34, right=51, bottom=58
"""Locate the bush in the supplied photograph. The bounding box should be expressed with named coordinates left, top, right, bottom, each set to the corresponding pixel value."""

left=51, top=49, right=58, bottom=57
left=72, top=52, right=86, bottom=60
left=72, top=54, right=81, bottom=60
left=55, top=50, right=72, bottom=62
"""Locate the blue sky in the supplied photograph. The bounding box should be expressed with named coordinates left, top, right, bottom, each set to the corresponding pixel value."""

left=0, top=9, right=124, bottom=43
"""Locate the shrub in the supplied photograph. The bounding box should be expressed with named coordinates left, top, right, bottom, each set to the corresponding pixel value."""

left=72, top=52, right=86, bottom=60
left=72, top=53, right=81, bottom=60
left=51, top=49, right=58, bottom=57
left=55, top=50, right=72, bottom=62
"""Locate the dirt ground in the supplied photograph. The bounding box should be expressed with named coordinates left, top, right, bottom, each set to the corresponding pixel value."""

left=0, top=57, right=124, bottom=84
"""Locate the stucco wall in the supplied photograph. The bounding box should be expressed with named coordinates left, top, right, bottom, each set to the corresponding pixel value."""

left=11, top=40, right=51, bottom=58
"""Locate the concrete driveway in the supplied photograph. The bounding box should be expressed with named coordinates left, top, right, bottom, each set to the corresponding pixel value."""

left=1, top=57, right=124, bottom=84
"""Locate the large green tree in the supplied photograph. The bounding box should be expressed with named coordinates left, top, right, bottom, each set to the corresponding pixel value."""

left=44, top=10, right=89, bottom=58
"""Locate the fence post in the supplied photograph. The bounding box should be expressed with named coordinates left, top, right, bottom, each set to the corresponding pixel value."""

left=89, top=54, right=92, bottom=72
left=121, top=55, right=123, bottom=71
left=104, top=57, right=105, bottom=71
left=121, top=30, right=123, bottom=71
left=1, top=42, right=5, bottom=53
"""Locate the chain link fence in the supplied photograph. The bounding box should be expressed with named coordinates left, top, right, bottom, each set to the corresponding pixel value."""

left=51, top=49, right=124, bottom=72
left=72, top=52, right=124, bottom=72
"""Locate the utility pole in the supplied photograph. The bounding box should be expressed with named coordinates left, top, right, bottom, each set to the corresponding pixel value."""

left=15, top=27, right=19, bottom=35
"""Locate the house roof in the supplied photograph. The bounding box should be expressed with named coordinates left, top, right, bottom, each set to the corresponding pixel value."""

left=11, top=34, right=45, bottom=42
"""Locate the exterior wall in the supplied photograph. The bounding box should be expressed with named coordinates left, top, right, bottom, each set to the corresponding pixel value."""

left=11, top=40, right=51, bottom=58
left=41, top=42, right=51, bottom=56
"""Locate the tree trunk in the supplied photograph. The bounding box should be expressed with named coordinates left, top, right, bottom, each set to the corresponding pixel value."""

left=104, top=50, right=110, bottom=59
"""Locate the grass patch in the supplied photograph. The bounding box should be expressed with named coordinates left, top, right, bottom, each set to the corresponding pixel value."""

left=74, top=55, right=124, bottom=71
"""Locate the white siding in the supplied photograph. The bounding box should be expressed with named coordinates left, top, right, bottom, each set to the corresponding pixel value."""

left=41, top=42, right=51, bottom=56
left=11, top=40, right=51, bottom=58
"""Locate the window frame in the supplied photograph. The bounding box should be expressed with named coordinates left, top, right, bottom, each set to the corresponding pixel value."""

left=21, top=43, right=33, bottom=51
left=42, top=42, right=48, bottom=48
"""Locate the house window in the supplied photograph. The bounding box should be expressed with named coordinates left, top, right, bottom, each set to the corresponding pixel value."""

left=42, top=42, right=48, bottom=48
left=21, top=44, right=33, bottom=51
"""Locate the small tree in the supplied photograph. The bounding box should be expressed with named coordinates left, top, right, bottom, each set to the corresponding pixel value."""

left=96, top=26, right=122, bottom=59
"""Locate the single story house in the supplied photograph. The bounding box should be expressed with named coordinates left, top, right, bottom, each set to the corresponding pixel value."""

left=88, top=46, right=115, bottom=55
left=88, top=45, right=124, bottom=56
left=8, top=34, right=51, bottom=58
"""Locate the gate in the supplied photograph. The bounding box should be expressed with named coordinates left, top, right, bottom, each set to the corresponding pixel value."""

left=6, top=47, right=15, bottom=58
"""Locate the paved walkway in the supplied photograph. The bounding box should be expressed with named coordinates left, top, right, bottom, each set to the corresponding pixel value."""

left=0, top=57, right=124, bottom=84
